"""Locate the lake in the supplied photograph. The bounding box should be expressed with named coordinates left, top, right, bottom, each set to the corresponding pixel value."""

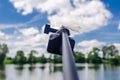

left=0, top=63, right=120, bottom=80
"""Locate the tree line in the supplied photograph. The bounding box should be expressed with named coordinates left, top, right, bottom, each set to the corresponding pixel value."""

left=0, top=43, right=120, bottom=65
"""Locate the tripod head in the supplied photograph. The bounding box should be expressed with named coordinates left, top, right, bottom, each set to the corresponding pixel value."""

left=43, top=24, right=74, bottom=55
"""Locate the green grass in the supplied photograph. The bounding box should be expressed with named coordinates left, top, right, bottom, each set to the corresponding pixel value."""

left=4, top=59, right=12, bottom=64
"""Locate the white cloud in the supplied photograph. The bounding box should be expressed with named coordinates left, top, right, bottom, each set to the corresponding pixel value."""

left=118, top=23, right=120, bottom=30
left=76, top=39, right=106, bottom=53
left=77, top=39, right=106, bottom=48
left=0, top=23, right=27, bottom=30
left=19, top=27, right=39, bottom=36
left=0, top=14, right=42, bottom=30
left=76, top=40, right=120, bottom=57
left=0, top=31, right=10, bottom=40
left=10, top=0, right=33, bottom=15
left=0, top=27, right=49, bottom=57
left=10, top=0, right=112, bottom=35
left=49, top=0, right=112, bottom=34
left=10, top=0, right=70, bottom=15
left=113, top=43, right=120, bottom=54
left=6, top=0, right=113, bottom=57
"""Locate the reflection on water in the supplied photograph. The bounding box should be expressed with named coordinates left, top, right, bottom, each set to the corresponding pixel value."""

left=0, top=63, right=120, bottom=80
left=15, top=65, right=24, bottom=70
left=28, top=65, right=36, bottom=71
left=88, top=64, right=100, bottom=70
left=0, top=65, right=6, bottom=80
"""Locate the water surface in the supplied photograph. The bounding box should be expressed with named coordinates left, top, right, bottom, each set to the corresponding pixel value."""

left=0, top=63, right=120, bottom=80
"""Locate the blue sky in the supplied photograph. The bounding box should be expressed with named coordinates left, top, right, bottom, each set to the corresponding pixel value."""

left=0, top=0, right=120, bottom=57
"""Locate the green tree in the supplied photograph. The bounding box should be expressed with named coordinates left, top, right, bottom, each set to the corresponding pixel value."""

left=27, top=50, right=37, bottom=64
left=115, top=55, right=120, bottom=63
left=38, top=54, right=47, bottom=63
left=87, top=47, right=102, bottom=63
left=92, top=47, right=100, bottom=56
left=102, top=46, right=108, bottom=59
left=108, top=45, right=119, bottom=58
left=47, top=54, right=52, bottom=63
left=74, top=52, right=85, bottom=63
left=13, top=50, right=26, bottom=64
left=0, top=43, right=9, bottom=64
left=53, top=55, right=62, bottom=63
